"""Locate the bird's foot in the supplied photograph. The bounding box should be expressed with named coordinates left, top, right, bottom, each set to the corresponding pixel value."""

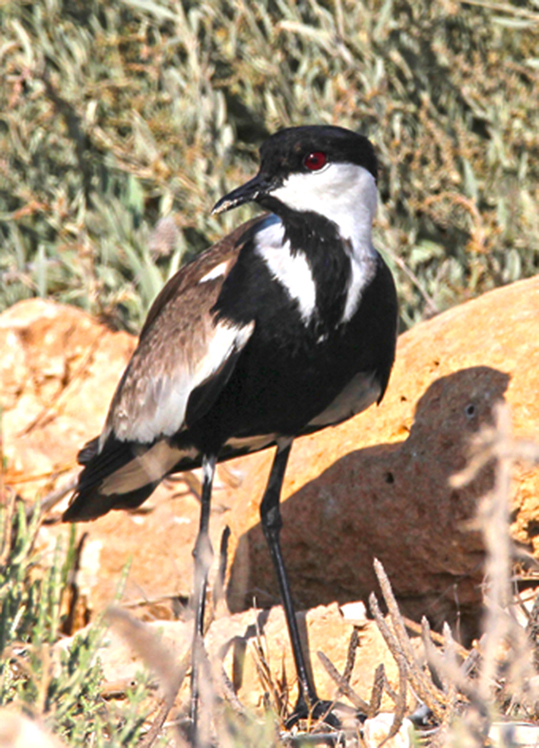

left=285, top=694, right=341, bottom=731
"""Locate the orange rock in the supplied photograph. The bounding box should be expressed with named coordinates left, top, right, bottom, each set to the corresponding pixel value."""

left=57, top=601, right=399, bottom=714
left=225, top=275, right=539, bottom=638
left=1, top=277, right=538, bottom=638
left=0, top=298, right=135, bottom=491
left=206, top=602, right=400, bottom=712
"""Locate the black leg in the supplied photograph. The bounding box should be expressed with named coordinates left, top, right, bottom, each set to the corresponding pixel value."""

left=259, top=440, right=319, bottom=712
left=190, top=453, right=216, bottom=741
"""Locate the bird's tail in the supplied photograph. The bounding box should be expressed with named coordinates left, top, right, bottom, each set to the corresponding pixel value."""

left=63, top=435, right=199, bottom=522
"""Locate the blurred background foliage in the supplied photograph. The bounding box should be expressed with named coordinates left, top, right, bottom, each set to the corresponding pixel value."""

left=0, top=0, right=538, bottom=331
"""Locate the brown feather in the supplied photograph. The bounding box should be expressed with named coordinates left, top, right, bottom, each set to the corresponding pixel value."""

left=99, top=216, right=264, bottom=446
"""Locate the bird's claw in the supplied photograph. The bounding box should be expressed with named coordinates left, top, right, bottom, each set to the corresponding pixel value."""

left=285, top=696, right=341, bottom=730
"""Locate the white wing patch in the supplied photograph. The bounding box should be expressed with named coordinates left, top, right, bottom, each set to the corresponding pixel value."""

left=255, top=217, right=316, bottom=323
left=199, top=261, right=229, bottom=283
left=106, top=320, right=254, bottom=445
left=269, top=164, right=379, bottom=323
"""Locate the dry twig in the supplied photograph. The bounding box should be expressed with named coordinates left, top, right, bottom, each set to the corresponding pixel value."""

left=317, top=650, right=370, bottom=714
left=371, top=561, right=447, bottom=720
left=106, top=607, right=191, bottom=748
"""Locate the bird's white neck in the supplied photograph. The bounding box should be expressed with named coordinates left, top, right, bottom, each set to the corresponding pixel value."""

left=269, top=163, right=379, bottom=322
left=270, top=163, right=377, bottom=256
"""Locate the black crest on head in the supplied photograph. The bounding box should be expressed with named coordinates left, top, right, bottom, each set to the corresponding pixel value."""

left=259, top=125, right=378, bottom=181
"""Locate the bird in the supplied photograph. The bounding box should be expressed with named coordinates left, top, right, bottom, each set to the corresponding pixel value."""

left=63, top=125, right=398, bottom=730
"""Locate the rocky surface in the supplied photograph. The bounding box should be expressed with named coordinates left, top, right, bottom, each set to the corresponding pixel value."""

left=0, top=709, right=66, bottom=748
left=1, top=277, right=538, bottom=639
left=0, top=298, right=135, bottom=491
left=226, top=275, right=539, bottom=637
left=56, top=600, right=400, bottom=716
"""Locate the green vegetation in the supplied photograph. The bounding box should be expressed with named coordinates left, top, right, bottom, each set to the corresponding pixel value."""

left=0, top=498, right=283, bottom=746
left=0, top=499, right=150, bottom=746
left=1, top=0, right=538, bottom=331
left=1, top=1, right=539, bottom=745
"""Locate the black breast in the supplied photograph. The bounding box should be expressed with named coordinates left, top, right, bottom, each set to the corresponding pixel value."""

left=185, top=215, right=398, bottom=453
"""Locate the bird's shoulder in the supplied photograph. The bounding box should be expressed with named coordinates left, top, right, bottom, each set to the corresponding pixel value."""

left=139, top=214, right=267, bottom=340
left=99, top=215, right=268, bottom=445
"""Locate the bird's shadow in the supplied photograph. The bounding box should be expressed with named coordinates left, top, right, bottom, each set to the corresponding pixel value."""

left=227, top=365, right=511, bottom=645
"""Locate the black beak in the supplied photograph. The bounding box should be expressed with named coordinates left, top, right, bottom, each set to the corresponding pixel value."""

left=211, top=172, right=273, bottom=215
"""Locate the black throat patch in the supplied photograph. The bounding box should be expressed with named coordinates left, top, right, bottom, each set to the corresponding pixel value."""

left=279, top=207, right=351, bottom=331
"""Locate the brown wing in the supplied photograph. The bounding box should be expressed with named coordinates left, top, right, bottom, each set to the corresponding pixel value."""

left=139, top=216, right=262, bottom=337
left=100, top=216, right=263, bottom=448
left=63, top=216, right=263, bottom=522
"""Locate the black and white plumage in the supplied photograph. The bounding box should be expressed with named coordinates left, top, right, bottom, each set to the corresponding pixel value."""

left=64, top=125, right=398, bottom=725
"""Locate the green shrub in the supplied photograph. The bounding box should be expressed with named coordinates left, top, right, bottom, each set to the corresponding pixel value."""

left=1, top=0, right=538, bottom=330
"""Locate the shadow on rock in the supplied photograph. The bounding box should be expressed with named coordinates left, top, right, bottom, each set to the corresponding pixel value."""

left=227, top=365, right=510, bottom=643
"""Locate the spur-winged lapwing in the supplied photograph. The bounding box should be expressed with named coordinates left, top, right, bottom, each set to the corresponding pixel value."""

left=63, top=125, right=398, bottom=728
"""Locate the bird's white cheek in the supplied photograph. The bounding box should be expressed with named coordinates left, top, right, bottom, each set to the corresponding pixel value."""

left=270, top=163, right=376, bottom=220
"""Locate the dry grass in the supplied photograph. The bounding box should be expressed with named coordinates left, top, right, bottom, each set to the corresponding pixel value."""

left=1, top=1, right=539, bottom=745
left=45, top=403, right=536, bottom=748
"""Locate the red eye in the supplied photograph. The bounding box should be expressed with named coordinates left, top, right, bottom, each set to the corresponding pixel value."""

left=304, top=151, right=327, bottom=171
